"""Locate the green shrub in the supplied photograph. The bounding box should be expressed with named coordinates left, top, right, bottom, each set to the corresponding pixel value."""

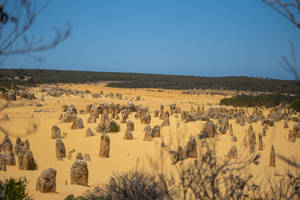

left=64, top=194, right=88, bottom=200
left=288, top=98, right=300, bottom=112
left=0, top=177, right=32, bottom=200
left=220, top=94, right=298, bottom=108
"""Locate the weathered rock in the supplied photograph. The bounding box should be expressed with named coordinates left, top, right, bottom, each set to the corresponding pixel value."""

left=1, top=135, right=13, bottom=153
left=160, top=105, right=164, bottom=115
left=169, top=146, right=185, bottom=164
left=229, top=124, right=233, bottom=136
left=184, top=136, right=197, bottom=158
left=262, top=119, right=274, bottom=127
left=51, top=125, right=61, bottom=139
left=83, top=153, right=91, bottom=162
left=269, top=145, right=275, bottom=167
left=100, top=112, right=109, bottom=123
left=161, top=116, right=170, bottom=127
left=153, top=110, right=159, bottom=118
left=142, top=125, right=152, bottom=141
left=4, top=151, right=15, bottom=165
left=99, top=134, right=110, bottom=158
left=124, top=130, right=133, bottom=140
left=24, top=139, right=30, bottom=150
left=5, top=91, right=16, bottom=101
left=68, top=104, right=78, bottom=114
left=141, top=113, right=151, bottom=124
left=181, top=111, right=198, bottom=123
left=218, top=124, right=226, bottom=134
left=85, top=128, right=94, bottom=137
left=120, top=115, right=127, bottom=123
left=87, top=114, right=97, bottom=123
left=71, top=117, right=84, bottom=129
left=60, top=112, right=77, bottom=123
left=126, top=120, right=134, bottom=131
left=151, top=125, right=161, bottom=137
left=56, top=139, right=66, bottom=160
left=18, top=150, right=37, bottom=170
left=169, top=150, right=179, bottom=164
left=227, top=146, right=237, bottom=159
left=288, top=130, right=296, bottom=142
left=70, top=160, right=88, bottom=186
left=16, top=137, right=22, bottom=146
left=0, top=154, right=6, bottom=171
left=86, top=104, right=93, bottom=114
left=14, top=138, right=25, bottom=156
left=97, top=119, right=120, bottom=133
left=76, top=152, right=83, bottom=160
left=262, top=126, right=267, bottom=137
left=199, top=121, right=217, bottom=138
left=1, top=114, right=9, bottom=121
left=244, top=125, right=256, bottom=152
left=231, top=135, right=237, bottom=142
left=293, top=123, right=300, bottom=138
left=283, top=121, right=289, bottom=128
left=258, top=133, right=263, bottom=151
left=36, top=168, right=57, bottom=193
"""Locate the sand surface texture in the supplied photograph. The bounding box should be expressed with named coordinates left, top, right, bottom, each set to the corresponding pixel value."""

left=0, top=83, right=299, bottom=199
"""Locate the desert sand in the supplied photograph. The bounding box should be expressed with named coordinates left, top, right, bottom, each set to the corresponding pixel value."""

left=0, top=83, right=299, bottom=200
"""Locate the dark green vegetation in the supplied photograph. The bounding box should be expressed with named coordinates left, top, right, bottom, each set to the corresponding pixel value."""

left=220, top=94, right=300, bottom=111
left=0, top=68, right=299, bottom=94
left=65, top=195, right=88, bottom=200
left=0, top=177, right=32, bottom=200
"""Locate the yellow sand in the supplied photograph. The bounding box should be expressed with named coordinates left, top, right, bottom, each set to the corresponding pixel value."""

left=0, top=83, right=299, bottom=200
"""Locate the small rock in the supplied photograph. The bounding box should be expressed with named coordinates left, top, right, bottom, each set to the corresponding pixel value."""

left=76, top=152, right=83, bottom=160
left=99, top=134, right=110, bottom=158
left=51, top=125, right=61, bottom=139
left=124, top=130, right=133, bottom=140
left=85, top=128, right=94, bottom=137
left=83, top=153, right=91, bottom=162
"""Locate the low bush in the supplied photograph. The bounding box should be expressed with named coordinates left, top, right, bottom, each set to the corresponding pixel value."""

left=64, top=194, right=88, bottom=200
left=83, top=171, right=166, bottom=200
left=220, top=94, right=299, bottom=108
left=0, top=177, right=32, bottom=200
left=288, top=98, right=300, bottom=112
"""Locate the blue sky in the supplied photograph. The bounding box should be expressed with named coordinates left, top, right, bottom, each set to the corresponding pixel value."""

left=3, top=0, right=300, bottom=80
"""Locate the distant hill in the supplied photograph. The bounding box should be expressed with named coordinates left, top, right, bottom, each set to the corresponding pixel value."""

left=0, top=68, right=298, bottom=94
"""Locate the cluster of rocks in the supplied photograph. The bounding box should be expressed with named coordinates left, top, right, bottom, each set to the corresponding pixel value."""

left=59, top=104, right=78, bottom=123
left=1, top=90, right=16, bottom=101
left=143, top=125, right=161, bottom=141
left=17, top=90, right=35, bottom=100
left=41, top=86, right=91, bottom=98
left=0, top=136, right=37, bottom=171
left=1, top=89, right=35, bottom=101
left=169, top=136, right=197, bottom=164
left=124, top=120, right=134, bottom=140
left=288, top=123, right=300, bottom=142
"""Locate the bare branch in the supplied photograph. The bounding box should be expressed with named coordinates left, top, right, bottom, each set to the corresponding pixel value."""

left=0, top=0, right=71, bottom=60
left=262, top=0, right=300, bottom=28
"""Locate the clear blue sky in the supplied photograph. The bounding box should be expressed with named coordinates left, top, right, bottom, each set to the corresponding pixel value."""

left=4, top=0, right=300, bottom=80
